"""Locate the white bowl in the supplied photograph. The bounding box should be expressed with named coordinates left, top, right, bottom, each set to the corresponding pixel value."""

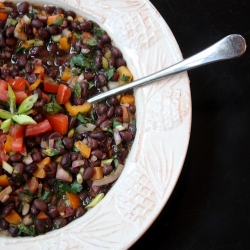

left=0, top=0, right=191, bottom=249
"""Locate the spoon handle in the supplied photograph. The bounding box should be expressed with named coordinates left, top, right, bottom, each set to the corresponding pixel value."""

left=87, top=34, right=246, bottom=103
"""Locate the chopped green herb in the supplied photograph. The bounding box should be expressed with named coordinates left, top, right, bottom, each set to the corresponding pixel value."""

left=113, top=119, right=122, bottom=128
left=39, top=190, right=51, bottom=203
left=121, top=74, right=130, bottom=83
left=56, top=179, right=83, bottom=194
left=73, top=32, right=82, bottom=40
left=70, top=54, right=91, bottom=68
left=8, top=19, right=18, bottom=26
left=74, top=82, right=81, bottom=98
left=44, top=100, right=63, bottom=115
left=88, top=81, right=94, bottom=89
left=77, top=113, right=91, bottom=127
left=92, top=27, right=106, bottom=36
left=51, top=15, right=64, bottom=26
left=42, top=148, right=60, bottom=157
left=18, top=224, right=36, bottom=237
left=71, top=68, right=80, bottom=75
left=83, top=37, right=97, bottom=46
left=56, top=139, right=64, bottom=149
left=104, top=66, right=115, bottom=80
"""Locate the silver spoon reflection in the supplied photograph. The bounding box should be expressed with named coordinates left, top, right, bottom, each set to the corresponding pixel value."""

left=87, top=34, right=246, bottom=103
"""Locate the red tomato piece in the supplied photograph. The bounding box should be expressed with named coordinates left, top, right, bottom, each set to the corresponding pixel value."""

left=7, top=77, right=30, bottom=91
left=47, top=114, right=68, bottom=135
left=43, top=77, right=59, bottom=93
left=25, top=119, right=52, bottom=137
left=0, top=134, right=9, bottom=164
left=15, top=91, right=28, bottom=104
left=56, top=84, right=71, bottom=104
left=9, top=124, right=25, bottom=153
left=0, top=79, right=8, bottom=101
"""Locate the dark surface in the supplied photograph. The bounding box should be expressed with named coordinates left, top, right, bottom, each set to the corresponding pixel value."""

left=130, top=1, right=250, bottom=249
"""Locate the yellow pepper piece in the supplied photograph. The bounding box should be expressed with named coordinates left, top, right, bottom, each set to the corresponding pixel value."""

left=64, top=101, right=92, bottom=117
left=61, top=67, right=71, bottom=81
left=117, top=66, right=133, bottom=85
left=74, top=141, right=91, bottom=158
left=29, top=78, right=42, bottom=92
left=33, top=157, right=51, bottom=179
left=59, top=37, right=70, bottom=51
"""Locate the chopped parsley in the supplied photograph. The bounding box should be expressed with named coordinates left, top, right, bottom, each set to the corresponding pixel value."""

left=121, top=74, right=130, bottom=83
left=70, top=54, right=91, bottom=68
left=74, top=82, right=82, bottom=98
left=56, top=179, right=83, bottom=194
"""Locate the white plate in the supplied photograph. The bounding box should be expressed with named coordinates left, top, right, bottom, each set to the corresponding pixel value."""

left=0, top=0, right=191, bottom=249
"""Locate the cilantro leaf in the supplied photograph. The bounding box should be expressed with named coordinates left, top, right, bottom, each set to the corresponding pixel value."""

left=44, top=99, right=63, bottom=115
left=39, top=190, right=51, bottom=203
left=70, top=54, right=91, bottom=68
left=42, top=148, right=60, bottom=156
left=83, top=37, right=97, bottom=46
left=113, top=119, right=122, bottom=128
left=92, top=27, right=106, bottom=36
left=18, top=224, right=36, bottom=237
left=77, top=113, right=92, bottom=127
left=121, top=74, right=130, bottom=83
left=74, top=82, right=82, bottom=98
left=56, top=139, right=64, bottom=150
left=56, top=179, right=83, bottom=194
left=104, top=66, right=115, bottom=80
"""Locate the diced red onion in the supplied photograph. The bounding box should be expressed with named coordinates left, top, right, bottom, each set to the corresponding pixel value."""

left=76, top=123, right=96, bottom=134
left=92, top=164, right=124, bottom=187
left=102, top=86, right=108, bottom=92
left=114, top=129, right=122, bottom=145
left=56, top=165, right=73, bottom=182
left=91, top=155, right=97, bottom=162
left=48, top=139, right=54, bottom=148
left=22, top=155, right=33, bottom=165
left=41, top=140, right=48, bottom=149
left=81, top=48, right=90, bottom=54
left=22, top=15, right=31, bottom=25
left=23, top=214, right=33, bottom=226
left=77, top=73, right=84, bottom=83
left=22, top=203, right=30, bottom=216
left=62, top=28, right=72, bottom=38
left=108, top=81, right=119, bottom=90
left=92, top=185, right=100, bottom=193
left=72, top=160, right=85, bottom=168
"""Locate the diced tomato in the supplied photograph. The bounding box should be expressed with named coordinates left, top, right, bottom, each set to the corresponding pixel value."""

left=47, top=114, right=68, bottom=135
left=0, top=133, right=9, bottom=164
left=41, top=91, right=51, bottom=102
left=9, top=124, right=25, bottom=153
left=6, top=77, right=30, bottom=91
left=25, top=119, right=52, bottom=137
left=15, top=91, right=28, bottom=104
left=43, top=79, right=59, bottom=93
left=0, top=79, right=8, bottom=102
left=56, top=84, right=71, bottom=104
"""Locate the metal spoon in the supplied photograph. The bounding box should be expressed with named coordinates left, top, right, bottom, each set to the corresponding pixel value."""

left=87, top=34, right=246, bottom=103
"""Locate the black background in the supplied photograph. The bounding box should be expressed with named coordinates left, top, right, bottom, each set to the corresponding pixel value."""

left=130, top=0, right=250, bottom=249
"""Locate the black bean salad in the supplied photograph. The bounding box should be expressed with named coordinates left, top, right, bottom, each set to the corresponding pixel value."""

left=0, top=1, right=136, bottom=237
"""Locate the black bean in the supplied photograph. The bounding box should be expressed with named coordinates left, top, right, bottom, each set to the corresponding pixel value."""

left=118, top=148, right=129, bottom=163
left=108, top=97, right=119, bottom=106
left=83, top=167, right=94, bottom=180
left=100, top=34, right=111, bottom=44
left=25, top=62, right=34, bottom=73
left=78, top=21, right=92, bottom=31
left=62, top=137, right=74, bottom=150
left=0, top=203, right=14, bottom=218
left=56, top=49, right=66, bottom=57
left=6, top=38, right=17, bottom=47
left=90, top=160, right=101, bottom=167
left=73, top=96, right=84, bottom=105
left=54, top=7, right=64, bottom=14
left=17, top=1, right=29, bottom=14
left=16, top=55, right=26, bottom=67
left=89, top=131, right=106, bottom=142
left=128, top=123, right=136, bottom=137
left=68, top=166, right=79, bottom=174
left=70, top=21, right=79, bottom=31
left=61, top=153, right=71, bottom=168
left=115, top=106, right=123, bottom=117
left=27, top=73, right=37, bottom=83
left=79, top=190, right=88, bottom=201
left=31, top=151, right=42, bottom=162
left=33, top=113, right=44, bottom=123
left=47, top=43, right=57, bottom=54
left=96, top=114, right=107, bottom=127
left=48, top=67, right=59, bottom=79
left=91, top=149, right=106, bottom=160
left=116, top=58, right=126, bottom=68
left=87, top=137, right=99, bottom=149
left=9, top=153, right=22, bottom=162
left=45, top=131, right=61, bottom=140
left=33, top=199, right=48, bottom=212
left=35, top=218, right=45, bottom=233
left=0, top=20, right=6, bottom=29
left=5, top=25, right=15, bottom=38
left=100, top=120, right=112, bottom=131
left=44, top=162, right=57, bottom=178
left=53, top=218, right=67, bottom=228
left=114, top=116, right=123, bottom=123
left=65, top=10, right=76, bottom=18
left=102, top=165, right=113, bottom=175
left=38, top=27, right=50, bottom=39
left=0, top=219, right=9, bottom=230
left=44, top=5, right=55, bottom=15
left=25, top=137, right=36, bottom=148
left=30, top=205, right=39, bottom=215
left=110, top=72, right=119, bottom=81
left=108, top=56, right=116, bottom=67
left=74, top=132, right=82, bottom=141
left=75, top=206, right=85, bottom=217
left=119, top=131, right=133, bottom=141
left=110, top=46, right=122, bottom=58
left=0, top=33, right=6, bottom=47
left=25, top=163, right=38, bottom=175
left=107, top=106, right=115, bottom=118
left=31, top=19, right=44, bottom=29
left=47, top=205, right=59, bottom=218
left=47, top=25, right=58, bottom=35
left=9, top=226, right=19, bottom=237
left=94, top=55, right=103, bottom=69
left=68, top=116, right=76, bottom=130
left=129, top=105, right=136, bottom=114
left=14, top=162, right=24, bottom=174
left=84, top=72, right=95, bottom=81
left=96, top=104, right=109, bottom=116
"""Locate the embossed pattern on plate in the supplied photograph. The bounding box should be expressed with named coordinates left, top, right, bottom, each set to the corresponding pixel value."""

left=0, top=0, right=191, bottom=249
